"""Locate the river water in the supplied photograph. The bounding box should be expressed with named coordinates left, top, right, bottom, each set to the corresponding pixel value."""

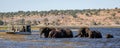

left=0, top=28, right=120, bottom=48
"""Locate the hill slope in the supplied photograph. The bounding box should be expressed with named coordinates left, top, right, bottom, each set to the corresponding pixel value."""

left=0, top=8, right=120, bottom=26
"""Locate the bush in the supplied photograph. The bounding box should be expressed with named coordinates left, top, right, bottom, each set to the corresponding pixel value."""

left=111, top=13, right=116, bottom=16
left=0, top=20, right=4, bottom=25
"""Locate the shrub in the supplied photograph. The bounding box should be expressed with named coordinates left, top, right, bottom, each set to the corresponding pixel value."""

left=0, top=20, right=4, bottom=25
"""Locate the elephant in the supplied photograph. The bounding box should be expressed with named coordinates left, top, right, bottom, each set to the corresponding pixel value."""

left=48, top=28, right=58, bottom=38
left=75, top=27, right=102, bottom=38
left=88, top=31, right=102, bottom=38
left=75, top=27, right=89, bottom=37
left=40, top=27, right=52, bottom=38
left=54, top=31, right=63, bottom=38
left=48, top=28, right=73, bottom=38
left=106, top=34, right=114, bottom=38
left=48, top=28, right=63, bottom=38
left=63, top=28, right=73, bottom=38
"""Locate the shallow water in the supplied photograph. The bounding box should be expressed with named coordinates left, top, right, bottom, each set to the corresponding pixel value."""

left=0, top=28, right=120, bottom=48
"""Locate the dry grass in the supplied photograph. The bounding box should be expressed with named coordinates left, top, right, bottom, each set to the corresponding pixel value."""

left=0, top=32, right=26, bottom=41
left=34, top=25, right=120, bottom=29
left=1, top=25, right=120, bottom=31
left=0, top=27, right=7, bottom=30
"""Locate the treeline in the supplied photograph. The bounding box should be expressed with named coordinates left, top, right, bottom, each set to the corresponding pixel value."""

left=0, top=7, right=120, bottom=25
left=0, top=7, right=120, bottom=19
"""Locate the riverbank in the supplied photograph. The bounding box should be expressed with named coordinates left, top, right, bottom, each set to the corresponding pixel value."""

left=35, top=25, right=120, bottom=28
left=1, top=25, right=120, bottom=30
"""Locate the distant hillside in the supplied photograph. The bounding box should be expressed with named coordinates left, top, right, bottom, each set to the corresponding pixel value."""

left=0, top=7, right=120, bottom=26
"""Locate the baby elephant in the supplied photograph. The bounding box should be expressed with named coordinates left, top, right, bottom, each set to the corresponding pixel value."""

left=106, top=34, right=114, bottom=38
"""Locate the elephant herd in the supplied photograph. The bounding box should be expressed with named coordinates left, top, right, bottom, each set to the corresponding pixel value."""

left=40, top=27, right=73, bottom=38
left=40, top=27, right=113, bottom=38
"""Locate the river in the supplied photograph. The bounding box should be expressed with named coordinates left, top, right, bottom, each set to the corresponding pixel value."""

left=0, top=27, right=120, bottom=48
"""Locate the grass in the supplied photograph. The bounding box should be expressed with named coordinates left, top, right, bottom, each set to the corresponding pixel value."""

left=33, top=25, right=120, bottom=29
left=0, top=26, right=8, bottom=30
left=0, top=32, right=26, bottom=41
left=0, top=25, right=120, bottom=30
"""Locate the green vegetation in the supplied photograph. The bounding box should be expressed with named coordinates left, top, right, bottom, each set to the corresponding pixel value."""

left=1, top=8, right=118, bottom=19
left=0, top=8, right=120, bottom=26
left=0, top=20, right=4, bottom=25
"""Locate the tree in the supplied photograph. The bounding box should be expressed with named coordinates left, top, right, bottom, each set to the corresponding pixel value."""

left=0, top=20, right=4, bottom=25
left=115, top=7, right=118, bottom=9
left=85, top=13, right=91, bottom=16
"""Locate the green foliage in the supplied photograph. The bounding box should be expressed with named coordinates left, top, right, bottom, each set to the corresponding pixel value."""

left=115, top=7, right=118, bottom=9
left=0, top=20, right=4, bottom=25
left=85, top=13, right=90, bottom=16
left=0, top=8, right=119, bottom=18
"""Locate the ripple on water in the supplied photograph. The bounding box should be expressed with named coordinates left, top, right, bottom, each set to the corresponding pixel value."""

left=0, top=28, right=120, bottom=48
